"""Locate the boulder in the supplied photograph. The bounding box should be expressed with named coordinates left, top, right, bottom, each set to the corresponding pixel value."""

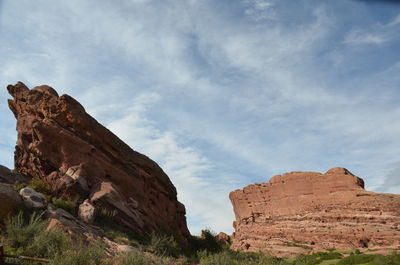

left=0, top=183, right=23, bottom=221
left=46, top=207, right=103, bottom=241
left=7, top=82, right=190, bottom=245
left=229, top=168, right=400, bottom=256
left=0, top=165, right=30, bottom=184
left=216, top=232, right=231, bottom=244
left=78, top=199, right=96, bottom=224
left=19, top=187, right=47, bottom=208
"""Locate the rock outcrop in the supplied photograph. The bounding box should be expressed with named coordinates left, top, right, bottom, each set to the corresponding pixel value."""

left=19, top=187, right=47, bottom=208
left=7, top=82, right=190, bottom=244
left=0, top=165, right=30, bottom=184
left=229, top=168, right=400, bottom=256
left=0, top=183, right=23, bottom=221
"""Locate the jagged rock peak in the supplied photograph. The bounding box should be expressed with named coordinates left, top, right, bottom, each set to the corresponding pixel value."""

left=6, top=82, right=191, bottom=245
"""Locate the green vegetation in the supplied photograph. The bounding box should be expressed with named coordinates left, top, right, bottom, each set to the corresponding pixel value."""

left=3, top=210, right=72, bottom=260
left=12, top=180, right=27, bottom=192
left=51, top=197, right=78, bottom=214
left=147, top=232, right=182, bottom=257
left=292, top=252, right=343, bottom=265
left=337, top=253, right=400, bottom=265
left=191, top=229, right=225, bottom=253
left=197, top=250, right=289, bottom=265
left=1, top=211, right=399, bottom=265
left=28, top=178, right=51, bottom=195
left=284, top=242, right=313, bottom=250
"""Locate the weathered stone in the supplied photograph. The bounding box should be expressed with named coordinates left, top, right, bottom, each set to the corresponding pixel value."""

left=46, top=207, right=103, bottom=241
left=19, top=187, right=47, bottom=208
left=7, top=82, right=190, bottom=245
left=0, top=164, right=30, bottom=184
left=229, top=167, right=400, bottom=256
left=216, top=232, right=231, bottom=244
left=78, top=199, right=96, bottom=224
left=0, top=183, right=23, bottom=221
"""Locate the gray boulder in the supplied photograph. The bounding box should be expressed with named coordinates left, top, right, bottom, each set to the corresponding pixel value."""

left=19, top=187, right=47, bottom=208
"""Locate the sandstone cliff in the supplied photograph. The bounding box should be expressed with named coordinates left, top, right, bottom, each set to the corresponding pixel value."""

left=6, top=82, right=190, bottom=244
left=229, top=168, right=400, bottom=256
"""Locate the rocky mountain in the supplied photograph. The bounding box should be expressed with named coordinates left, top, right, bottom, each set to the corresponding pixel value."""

left=5, top=82, right=190, bottom=244
left=229, top=167, right=400, bottom=256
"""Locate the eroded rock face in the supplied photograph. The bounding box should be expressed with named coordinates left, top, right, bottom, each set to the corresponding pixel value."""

left=229, top=168, right=400, bottom=256
left=7, top=82, right=190, bottom=244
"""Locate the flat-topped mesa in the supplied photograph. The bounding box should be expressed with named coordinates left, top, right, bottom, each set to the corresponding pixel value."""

left=7, top=82, right=190, bottom=244
left=229, top=168, right=400, bottom=257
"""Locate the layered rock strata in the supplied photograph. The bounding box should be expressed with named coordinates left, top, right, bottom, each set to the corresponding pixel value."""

left=229, top=168, right=400, bottom=256
left=7, top=82, right=190, bottom=244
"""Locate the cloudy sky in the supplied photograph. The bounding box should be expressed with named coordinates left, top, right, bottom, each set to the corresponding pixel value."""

left=0, top=0, right=400, bottom=234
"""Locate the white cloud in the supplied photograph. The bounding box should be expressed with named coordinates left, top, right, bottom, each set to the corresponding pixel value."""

left=376, top=161, right=400, bottom=194
left=106, top=93, right=235, bottom=234
left=386, top=13, right=400, bottom=27
left=1, top=0, right=400, bottom=235
left=243, top=0, right=276, bottom=21
left=344, top=12, right=400, bottom=45
left=344, top=31, right=389, bottom=45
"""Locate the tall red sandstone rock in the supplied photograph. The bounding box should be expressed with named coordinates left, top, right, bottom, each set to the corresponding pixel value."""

left=229, top=168, right=400, bottom=256
left=7, top=82, right=190, bottom=244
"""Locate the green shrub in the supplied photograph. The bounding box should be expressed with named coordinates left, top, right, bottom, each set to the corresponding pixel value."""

left=5, top=211, right=47, bottom=252
left=198, top=250, right=289, bottom=265
left=25, top=228, right=72, bottom=258
left=50, top=240, right=106, bottom=265
left=326, top=248, right=337, bottom=252
left=96, top=208, right=147, bottom=248
left=148, top=232, right=182, bottom=257
left=4, top=210, right=74, bottom=260
left=51, top=197, right=77, bottom=214
left=95, top=208, right=118, bottom=228
left=293, top=254, right=320, bottom=265
left=115, top=250, right=153, bottom=265
left=313, top=252, right=343, bottom=261
left=115, top=250, right=176, bottom=265
left=190, top=229, right=224, bottom=254
left=12, top=181, right=27, bottom=192
left=337, top=254, right=387, bottom=265
left=29, top=178, right=51, bottom=195
left=293, top=252, right=343, bottom=265
left=386, top=252, right=400, bottom=265
left=199, top=250, right=234, bottom=265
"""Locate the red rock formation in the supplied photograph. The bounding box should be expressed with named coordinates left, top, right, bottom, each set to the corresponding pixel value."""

left=7, top=82, right=190, bottom=244
left=229, top=168, right=400, bottom=256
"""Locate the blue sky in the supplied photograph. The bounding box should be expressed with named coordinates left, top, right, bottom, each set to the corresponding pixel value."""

left=0, top=0, right=400, bottom=235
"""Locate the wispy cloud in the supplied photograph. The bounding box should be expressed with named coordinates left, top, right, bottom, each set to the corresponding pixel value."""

left=344, top=12, right=400, bottom=45
left=1, top=0, right=400, bottom=234
left=344, top=31, right=389, bottom=45
left=106, top=92, right=235, bottom=234
left=243, top=0, right=276, bottom=21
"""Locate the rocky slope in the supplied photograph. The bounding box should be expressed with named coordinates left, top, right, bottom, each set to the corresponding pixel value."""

left=229, top=168, right=400, bottom=256
left=6, top=82, right=190, bottom=244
